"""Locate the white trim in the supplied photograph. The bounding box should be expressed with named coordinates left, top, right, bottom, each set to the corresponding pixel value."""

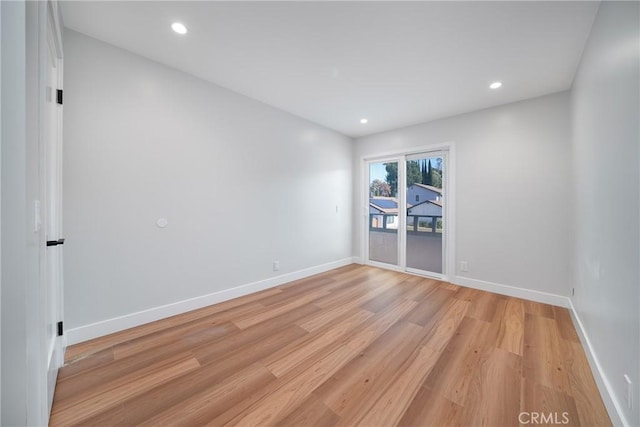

left=366, top=259, right=404, bottom=273
left=360, top=141, right=455, bottom=161
left=445, top=145, right=456, bottom=281
left=66, top=257, right=355, bottom=345
left=453, top=275, right=570, bottom=308
left=567, top=299, right=627, bottom=426
left=406, top=267, right=444, bottom=281
left=398, top=156, right=407, bottom=269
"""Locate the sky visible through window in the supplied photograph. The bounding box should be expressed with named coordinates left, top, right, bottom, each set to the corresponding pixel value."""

left=369, top=157, right=443, bottom=185
left=370, top=163, right=388, bottom=182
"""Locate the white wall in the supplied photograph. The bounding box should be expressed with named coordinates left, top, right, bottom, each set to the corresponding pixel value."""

left=63, top=30, right=352, bottom=337
left=354, top=92, right=572, bottom=300
left=570, top=2, right=640, bottom=425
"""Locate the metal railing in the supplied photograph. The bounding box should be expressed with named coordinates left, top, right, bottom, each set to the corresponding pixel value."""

left=369, top=214, right=443, bottom=234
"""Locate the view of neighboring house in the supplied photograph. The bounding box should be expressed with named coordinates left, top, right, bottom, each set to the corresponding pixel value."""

left=407, top=182, right=442, bottom=204
left=370, top=183, right=443, bottom=231
left=369, top=197, right=401, bottom=229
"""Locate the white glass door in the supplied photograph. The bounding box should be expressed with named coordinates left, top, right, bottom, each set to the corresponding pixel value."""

left=405, top=153, right=446, bottom=276
left=365, top=150, right=449, bottom=279
left=367, top=159, right=401, bottom=266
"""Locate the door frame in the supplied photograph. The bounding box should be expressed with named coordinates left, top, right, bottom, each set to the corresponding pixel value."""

left=361, top=141, right=456, bottom=282
left=40, top=0, right=64, bottom=416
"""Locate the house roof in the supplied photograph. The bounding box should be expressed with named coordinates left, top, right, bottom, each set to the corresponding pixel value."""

left=369, top=203, right=397, bottom=214
left=369, top=198, right=397, bottom=209
left=408, top=199, right=443, bottom=210
left=369, top=197, right=414, bottom=214
left=411, top=183, right=443, bottom=195
left=369, top=197, right=398, bottom=214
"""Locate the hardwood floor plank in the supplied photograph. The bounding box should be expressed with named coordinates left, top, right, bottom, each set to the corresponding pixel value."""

left=523, top=313, right=573, bottom=394
left=56, top=348, right=114, bottom=382
left=561, top=339, right=612, bottom=427
left=258, top=277, right=337, bottom=306
left=496, top=297, right=525, bottom=355
left=459, top=347, right=522, bottom=426
left=343, top=298, right=417, bottom=352
left=521, top=378, right=581, bottom=427
left=75, top=325, right=306, bottom=426
left=401, top=277, right=440, bottom=302
left=264, top=309, right=374, bottom=377
left=233, top=288, right=331, bottom=329
left=50, top=355, right=200, bottom=426
left=398, top=386, right=464, bottom=426
left=112, top=317, right=240, bottom=360
left=349, top=345, right=439, bottom=426
left=297, top=281, right=393, bottom=332
left=424, top=316, right=490, bottom=405
left=554, top=306, right=581, bottom=343
left=193, top=304, right=319, bottom=365
left=524, top=300, right=556, bottom=319
left=420, top=297, right=470, bottom=353
left=52, top=265, right=610, bottom=427
left=54, top=321, right=237, bottom=402
left=466, top=290, right=502, bottom=322
left=402, top=286, right=456, bottom=326
left=137, top=362, right=276, bottom=426
left=195, top=323, right=309, bottom=367
left=278, top=394, right=340, bottom=427
left=310, top=273, right=391, bottom=309
left=314, top=321, right=425, bottom=417
left=227, top=345, right=358, bottom=426
left=63, top=287, right=282, bottom=362
left=360, top=280, right=418, bottom=312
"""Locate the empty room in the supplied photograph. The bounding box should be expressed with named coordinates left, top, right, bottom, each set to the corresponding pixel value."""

left=1, top=0, right=639, bottom=426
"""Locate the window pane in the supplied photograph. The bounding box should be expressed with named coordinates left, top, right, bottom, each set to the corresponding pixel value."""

left=369, top=161, right=398, bottom=265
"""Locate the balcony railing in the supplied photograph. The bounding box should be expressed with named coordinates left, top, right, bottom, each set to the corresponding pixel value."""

left=369, top=214, right=443, bottom=234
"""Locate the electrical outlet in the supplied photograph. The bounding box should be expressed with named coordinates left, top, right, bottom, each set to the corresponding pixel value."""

left=273, top=261, right=280, bottom=272
left=460, top=261, right=468, bottom=272
left=624, top=374, right=632, bottom=409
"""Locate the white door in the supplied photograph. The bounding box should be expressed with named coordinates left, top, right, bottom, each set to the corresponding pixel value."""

left=364, top=148, right=452, bottom=281
left=366, top=158, right=402, bottom=267
left=43, top=1, right=64, bottom=412
left=405, top=152, right=447, bottom=278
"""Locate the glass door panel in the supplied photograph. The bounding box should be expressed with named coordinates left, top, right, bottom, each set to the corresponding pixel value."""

left=368, top=161, right=399, bottom=265
left=406, top=155, right=444, bottom=274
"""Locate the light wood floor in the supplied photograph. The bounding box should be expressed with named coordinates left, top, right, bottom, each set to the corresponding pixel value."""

left=51, top=265, right=611, bottom=426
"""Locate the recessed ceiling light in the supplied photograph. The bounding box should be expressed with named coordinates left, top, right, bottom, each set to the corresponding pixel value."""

left=171, top=22, right=187, bottom=35
left=489, top=81, right=503, bottom=89
left=360, top=118, right=368, bottom=124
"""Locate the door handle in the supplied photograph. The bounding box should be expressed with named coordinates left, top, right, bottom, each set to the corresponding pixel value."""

left=46, top=238, right=65, bottom=247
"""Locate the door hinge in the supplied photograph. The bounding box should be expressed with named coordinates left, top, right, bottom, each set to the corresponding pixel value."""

left=57, top=321, right=64, bottom=337
left=57, top=89, right=63, bottom=105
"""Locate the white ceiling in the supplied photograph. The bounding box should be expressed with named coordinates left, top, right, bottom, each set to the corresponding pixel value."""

left=61, top=1, right=599, bottom=138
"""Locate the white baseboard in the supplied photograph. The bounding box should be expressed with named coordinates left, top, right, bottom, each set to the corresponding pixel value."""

left=452, top=275, right=570, bottom=308
left=567, top=299, right=627, bottom=427
left=66, top=257, right=356, bottom=346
